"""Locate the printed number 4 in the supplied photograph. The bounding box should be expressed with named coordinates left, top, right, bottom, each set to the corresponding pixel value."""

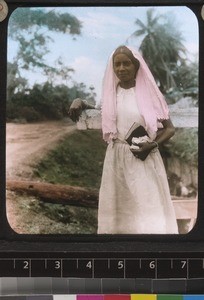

left=86, top=261, right=92, bottom=269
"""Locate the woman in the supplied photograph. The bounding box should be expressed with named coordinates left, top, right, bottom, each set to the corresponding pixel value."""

left=69, top=45, right=178, bottom=234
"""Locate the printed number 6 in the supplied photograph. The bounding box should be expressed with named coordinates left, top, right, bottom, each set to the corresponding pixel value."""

left=149, top=261, right=156, bottom=269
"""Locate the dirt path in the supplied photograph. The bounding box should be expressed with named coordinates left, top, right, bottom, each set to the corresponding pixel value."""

left=6, top=120, right=76, bottom=179
left=6, top=120, right=76, bottom=233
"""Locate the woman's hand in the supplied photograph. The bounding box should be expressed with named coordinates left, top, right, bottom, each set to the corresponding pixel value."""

left=68, top=98, right=86, bottom=122
left=130, top=119, right=175, bottom=160
left=130, top=142, right=155, bottom=160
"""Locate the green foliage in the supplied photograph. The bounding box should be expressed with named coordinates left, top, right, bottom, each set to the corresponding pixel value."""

left=6, top=81, right=94, bottom=121
left=9, top=8, right=82, bottom=70
left=34, top=130, right=107, bottom=189
left=129, top=8, right=198, bottom=99
left=7, top=8, right=98, bottom=118
left=167, top=60, right=198, bottom=103
left=32, top=129, right=104, bottom=234
left=7, top=62, right=28, bottom=101
left=7, top=7, right=83, bottom=107
left=164, top=128, right=198, bottom=166
left=29, top=199, right=97, bottom=234
left=9, top=8, right=81, bottom=36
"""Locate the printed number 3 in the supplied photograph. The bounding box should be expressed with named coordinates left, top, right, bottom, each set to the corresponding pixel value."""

left=55, top=261, right=61, bottom=269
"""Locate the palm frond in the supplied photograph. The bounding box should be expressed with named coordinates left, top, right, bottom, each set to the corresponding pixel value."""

left=135, top=19, right=147, bottom=30
left=132, top=29, right=146, bottom=37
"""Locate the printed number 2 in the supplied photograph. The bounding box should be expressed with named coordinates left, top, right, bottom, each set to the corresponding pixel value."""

left=23, top=261, right=29, bottom=269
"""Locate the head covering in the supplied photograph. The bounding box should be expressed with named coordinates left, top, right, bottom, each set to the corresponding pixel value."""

left=101, top=45, right=169, bottom=142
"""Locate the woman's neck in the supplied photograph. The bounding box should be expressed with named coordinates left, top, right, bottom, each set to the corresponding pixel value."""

left=119, top=80, right=135, bottom=89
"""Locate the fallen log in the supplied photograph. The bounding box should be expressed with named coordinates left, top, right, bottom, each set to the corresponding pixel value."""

left=6, top=180, right=99, bottom=208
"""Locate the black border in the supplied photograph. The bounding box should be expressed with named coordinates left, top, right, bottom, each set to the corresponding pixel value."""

left=0, top=0, right=204, bottom=252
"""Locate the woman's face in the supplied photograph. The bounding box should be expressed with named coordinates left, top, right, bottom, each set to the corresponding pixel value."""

left=113, top=53, right=139, bottom=87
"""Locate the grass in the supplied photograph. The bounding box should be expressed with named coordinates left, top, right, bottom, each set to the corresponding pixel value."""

left=30, top=129, right=107, bottom=234
left=34, top=129, right=107, bottom=189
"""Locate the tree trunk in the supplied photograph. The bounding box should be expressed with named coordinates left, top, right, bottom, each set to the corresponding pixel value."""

left=6, top=180, right=99, bottom=209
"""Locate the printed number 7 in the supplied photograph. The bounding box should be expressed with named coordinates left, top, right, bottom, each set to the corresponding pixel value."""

left=181, top=260, right=187, bottom=269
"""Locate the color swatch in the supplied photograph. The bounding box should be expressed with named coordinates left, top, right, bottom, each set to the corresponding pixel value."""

left=1, top=295, right=204, bottom=299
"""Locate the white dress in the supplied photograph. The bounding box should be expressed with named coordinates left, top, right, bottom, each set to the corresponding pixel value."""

left=98, top=86, right=178, bottom=234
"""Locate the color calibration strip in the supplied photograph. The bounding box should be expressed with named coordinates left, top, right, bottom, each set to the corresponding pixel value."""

left=1, top=277, right=204, bottom=295
left=0, top=295, right=204, bottom=299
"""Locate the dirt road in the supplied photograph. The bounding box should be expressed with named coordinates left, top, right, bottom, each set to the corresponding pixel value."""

left=6, top=120, right=76, bottom=179
left=6, top=120, right=76, bottom=233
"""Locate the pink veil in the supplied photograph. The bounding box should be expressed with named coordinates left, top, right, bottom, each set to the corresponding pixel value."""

left=101, top=46, right=169, bottom=142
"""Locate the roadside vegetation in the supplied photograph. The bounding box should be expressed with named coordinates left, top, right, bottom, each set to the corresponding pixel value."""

left=34, top=130, right=107, bottom=188
left=7, top=8, right=198, bottom=234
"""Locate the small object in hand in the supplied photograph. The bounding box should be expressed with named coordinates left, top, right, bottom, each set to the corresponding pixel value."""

left=132, top=135, right=150, bottom=145
left=130, top=144, right=140, bottom=150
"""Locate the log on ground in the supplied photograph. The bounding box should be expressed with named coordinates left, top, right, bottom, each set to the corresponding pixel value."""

left=6, top=180, right=98, bottom=208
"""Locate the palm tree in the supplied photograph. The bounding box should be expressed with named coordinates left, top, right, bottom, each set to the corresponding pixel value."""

left=128, top=9, right=186, bottom=93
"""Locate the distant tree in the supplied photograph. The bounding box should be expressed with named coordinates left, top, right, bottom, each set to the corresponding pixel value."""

left=8, top=8, right=82, bottom=71
left=7, top=62, right=28, bottom=101
left=7, top=8, right=97, bottom=121
left=44, top=57, right=75, bottom=85
left=68, top=82, right=96, bottom=106
left=173, top=58, right=198, bottom=101
left=129, top=9, right=187, bottom=93
left=7, top=81, right=95, bottom=121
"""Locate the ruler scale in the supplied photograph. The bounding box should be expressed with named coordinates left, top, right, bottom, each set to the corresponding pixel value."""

left=0, top=256, right=204, bottom=279
left=0, top=253, right=204, bottom=293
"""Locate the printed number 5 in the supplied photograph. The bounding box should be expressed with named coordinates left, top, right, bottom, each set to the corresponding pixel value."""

left=118, top=261, right=124, bottom=269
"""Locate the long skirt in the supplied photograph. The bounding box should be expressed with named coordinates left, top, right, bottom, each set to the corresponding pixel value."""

left=98, top=142, right=178, bottom=234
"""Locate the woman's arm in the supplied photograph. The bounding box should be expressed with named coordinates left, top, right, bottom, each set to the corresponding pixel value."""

left=154, top=118, right=175, bottom=146
left=68, top=98, right=95, bottom=122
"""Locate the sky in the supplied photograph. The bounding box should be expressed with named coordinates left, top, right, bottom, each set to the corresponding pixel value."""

left=8, top=6, right=199, bottom=103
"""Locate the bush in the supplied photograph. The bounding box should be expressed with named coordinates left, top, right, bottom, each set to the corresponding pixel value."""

left=20, top=106, right=43, bottom=122
left=6, top=81, right=94, bottom=121
left=164, top=128, right=198, bottom=166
